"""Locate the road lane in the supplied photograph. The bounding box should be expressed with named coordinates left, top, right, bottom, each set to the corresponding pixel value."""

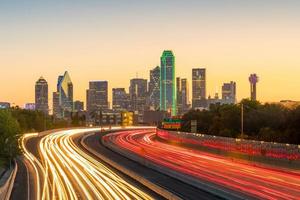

left=81, top=131, right=220, bottom=200
left=19, top=128, right=155, bottom=200
left=104, top=129, right=300, bottom=200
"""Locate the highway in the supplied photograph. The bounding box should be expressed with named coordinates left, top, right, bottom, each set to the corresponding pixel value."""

left=104, top=129, right=300, bottom=200
left=17, top=128, right=156, bottom=200
left=81, top=130, right=221, bottom=200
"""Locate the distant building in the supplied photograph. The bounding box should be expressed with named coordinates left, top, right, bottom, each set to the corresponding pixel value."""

left=148, top=66, right=160, bottom=110
left=112, top=88, right=130, bottom=111
left=73, top=101, right=84, bottom=112
left=85, top=109, right=121, bottom=126
left=101, top=111, right=121, bottom=125
left=206, top=92, right=221, bottom=107
left=52, top=92, right=60, bottom=117
left=0, top=102, right=10, bottom=109
left=129, top=78, right=147, bottom=123
left=121, top=111, right=134, bottom=126
left=129, top=78, right=147, bottom=112
left=249, top=74, right=259, bottom=101
left=176, top=77, right=190, bottom=114
left=181, top=78, right=190, bottom=112
left=207, top=90, right=237, bottom=107
left=222, top=81, right=236, bottom=104
left=176, top=77, right=182, bottom=113
left=52, top=71, right=73, bottom=118
left=192, top=68, right=206, bottom=109
left=143, top=110, right=167, bottom=125
left=24, top=103, right=36, bottom=110
left=35, top=76, right=49, bottom=114
left=160, top=50, right=176, bottom=116
left=86, top=81, right=109, bottom=123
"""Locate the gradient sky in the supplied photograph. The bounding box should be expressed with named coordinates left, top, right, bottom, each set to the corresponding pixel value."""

left=1, top=0, right=300, bottom=108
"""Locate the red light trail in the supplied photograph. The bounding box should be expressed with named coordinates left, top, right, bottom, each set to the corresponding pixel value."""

left=104, top=129, right=300, bottom=199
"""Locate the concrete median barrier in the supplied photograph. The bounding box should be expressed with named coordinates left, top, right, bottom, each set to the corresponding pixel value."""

left=0, top=162, right=18, bottom=200
left=80, top=132, right=182, bottom=200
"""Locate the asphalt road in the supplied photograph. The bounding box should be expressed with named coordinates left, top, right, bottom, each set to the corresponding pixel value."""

left=11, top=128, right=162, bottom=200
left=11, top=158, right=29, bottom=200
left=82, top=130, right=222, bottom=200
left=104, top=129, right=300, bottom=200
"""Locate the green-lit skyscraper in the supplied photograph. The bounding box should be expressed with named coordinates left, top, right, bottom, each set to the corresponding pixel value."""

left=160, top=50, right=176, bottom=116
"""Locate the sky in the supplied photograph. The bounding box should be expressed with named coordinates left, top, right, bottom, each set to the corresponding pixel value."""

left=1, top=0, right=300, bottom=108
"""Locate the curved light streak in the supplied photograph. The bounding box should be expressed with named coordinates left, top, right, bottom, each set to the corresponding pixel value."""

left=21, top=128, right=154, bottom=200
left=105, top=129, right=300, bottom=199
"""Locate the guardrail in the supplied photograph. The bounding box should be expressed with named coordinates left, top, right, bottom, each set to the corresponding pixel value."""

left=156, top=129, right=300, bottom=168
left=0, top=161, right=18, bottom=200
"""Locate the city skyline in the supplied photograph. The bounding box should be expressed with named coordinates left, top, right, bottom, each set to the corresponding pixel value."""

left=2, top=1, right=300, bottom=107
left=1, top=2, right=300, bottom=199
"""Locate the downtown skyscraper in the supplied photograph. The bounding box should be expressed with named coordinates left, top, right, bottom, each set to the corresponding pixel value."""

left=129, top=78, right=147, bottom=112
left=176, top=77, right=190, bottom=114
left=192, top=68, right=206, bottom=109
left=86, top=81, right=109, bottom=124
left=112, top=88, right=130, bottom=111
left=35, top=76, right=49, bottom=114
left=53, top=71, right=73, bottom=118
left=148, top=66, right=160, bottom=110
left=160, top=50, right=176, bottom=116
left=181, top=78, right=189, bottom=112
left=86, top=81, right=109, bottom=114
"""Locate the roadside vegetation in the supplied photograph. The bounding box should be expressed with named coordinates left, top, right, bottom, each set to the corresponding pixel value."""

left=181, top=99, right=300, bottom=145
left=0, top=107, right=82, bottom=168
left=0, top=110, right=21, bottom=168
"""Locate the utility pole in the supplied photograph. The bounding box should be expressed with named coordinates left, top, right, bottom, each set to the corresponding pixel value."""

left=241, top=103, right=244, bottom=139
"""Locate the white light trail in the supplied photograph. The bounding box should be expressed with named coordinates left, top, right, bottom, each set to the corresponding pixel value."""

left=21, top=127, right=154, bottom=200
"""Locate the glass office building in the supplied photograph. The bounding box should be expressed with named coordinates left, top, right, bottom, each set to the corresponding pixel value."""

left=160, top=50, right=176, bottom=116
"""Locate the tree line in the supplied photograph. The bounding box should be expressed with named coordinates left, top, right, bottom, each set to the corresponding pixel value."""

left=181, top=99, right=300, bottom=145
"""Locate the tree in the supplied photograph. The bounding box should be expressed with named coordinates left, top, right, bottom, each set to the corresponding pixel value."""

left=180, top=100, right=300, bottom=144
left=0, top=110, right=21, bottom=167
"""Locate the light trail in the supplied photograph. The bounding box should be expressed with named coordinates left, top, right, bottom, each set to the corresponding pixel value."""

left=21, top=128, right=154, bottom=200
left=105, top=129, right=300, bottom=200
left=21, top=133, right=46, bottom=200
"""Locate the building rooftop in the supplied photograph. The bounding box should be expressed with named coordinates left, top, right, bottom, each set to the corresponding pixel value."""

left=161, top=50, right=174, bottom=57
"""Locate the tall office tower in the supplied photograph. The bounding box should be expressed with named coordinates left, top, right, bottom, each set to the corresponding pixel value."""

left=73, top=101, right=84, bottom=112
left=192, top=68, right=206, bottom=108
left=222, top=81, right=236, bottom=104
left=160, top=50, right=176, bottom=116
left=112, top=88, right=130, bottom=111
left=52, top=92, right=60, bottom=118
left=181, top=78, right=189, bottom=111
left=249, top=74, right=259, bottom=101
left=129, top=78, right=147, bottom=112
left=86, top=81, right=109, bottom=117
left=176, top=77, right=182, bottom=113
left=35, top=76, right=49, bottom=114
left=148, top=66, right=160, bottom=110
left=53, top=71, right=73, bottom=118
